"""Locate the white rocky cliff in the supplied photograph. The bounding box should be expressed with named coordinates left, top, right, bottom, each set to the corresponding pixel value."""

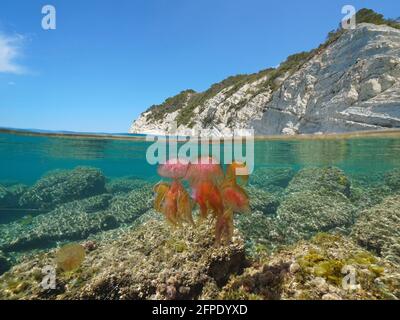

left=130, top=22, right=400, bottom=136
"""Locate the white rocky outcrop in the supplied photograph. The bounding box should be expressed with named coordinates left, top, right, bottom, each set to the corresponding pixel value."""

left=252, top=23, right=400, bottom=135
left=130, top=23, right=400, bottom=136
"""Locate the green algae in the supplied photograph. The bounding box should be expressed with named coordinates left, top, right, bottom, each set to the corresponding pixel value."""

left=166, top=238, right=188, bottom=253
left=18, top=215, right=33, bottom=226
left=297, top=234, right=387, bottom=286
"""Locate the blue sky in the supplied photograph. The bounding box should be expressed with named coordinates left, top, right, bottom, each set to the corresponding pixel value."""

left=0, top=0, right=399, bottom=133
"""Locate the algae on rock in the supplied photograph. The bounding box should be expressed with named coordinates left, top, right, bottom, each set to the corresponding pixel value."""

left=220, top=234, right=400, bottom=300
left=19, top=167, right=106, bottom=210
left=352, top=195, right=400, bottom=265
left=0, top=216, right=246, bottom=300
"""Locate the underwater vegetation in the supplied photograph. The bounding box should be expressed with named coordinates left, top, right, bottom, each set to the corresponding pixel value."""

left=153, top=157, right=250, bottom=245
left=220, top=233, right=400, bottom=300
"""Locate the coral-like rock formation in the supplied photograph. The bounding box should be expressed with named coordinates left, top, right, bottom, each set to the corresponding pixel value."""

left=285, top=167, right=351, bottom=197
left=352, top=195, right=400, bottom=265
left=236, top=167, right=357, bottom=256
left=105, top=177, right=150, bottom=194
left=276, top=191, right=354, bottom=243
left=247, top=186, right=279, bottom=216
left=0, top=251, right=11, bottom=275
left=249, top=167, right=295, bottom=192
left=0, top=184, right=27, bottom=208
left=0, top=216, right=246, bottom=300
left=220, top=234, right=400, bottom=300
left=19, top=167, right=106, bottom=210
left=384, top=169, right=400, bottom=192
left=0, top=186, right=152, bottom=252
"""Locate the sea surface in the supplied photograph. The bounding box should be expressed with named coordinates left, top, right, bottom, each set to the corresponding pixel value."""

left=0, top=129, right=399, bottom=221
left=0, top=129, right=399, bottom=299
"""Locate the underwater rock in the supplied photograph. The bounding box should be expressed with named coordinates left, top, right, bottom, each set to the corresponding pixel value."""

left=81, top=194, right=112, bottom=212
left=349, top=184, right=392, bottom=212
left=0, top=217, right=246, bottom=300
left=249, top=167, right=295, bottom=191
left=105, top=177, right=149, bottom=194
left=0, top=251, right=11, bottom=275
left=220, top=234, right=400, bottom=300
left=0, top=184, right=27, bottom=208
left=276, top=191, right=354, bottom=243
left=384, top=169, right=400, bottom=192
left=352, top=195, right=400, bottom=265
left=0, top=185, right=12, bottom=208
left=236, top=211, right=285, bottom=258
left=100, top=215, right=119, bottom=231
left=247, top=186, right=280, bottom=216
left=0, top=187, right=152, bottom=252
left=19, top=167, right=106, bottom=210
left=237, top=167, right=355, bottom=255
left=237, top=187, right=355, bottom=255
left=286, top=167, right=351, bottom=197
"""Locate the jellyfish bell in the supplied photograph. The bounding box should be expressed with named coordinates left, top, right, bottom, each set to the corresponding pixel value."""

left=185, top=156, right=224, bottom=185
left=157, top=158, right=190, bottom=180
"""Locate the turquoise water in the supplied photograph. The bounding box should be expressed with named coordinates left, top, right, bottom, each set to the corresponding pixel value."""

left=0, top=130, right=400, bottom=299
left=1, top=132, right=399, bottom=185
left=0, top=130, right=399, bottom=224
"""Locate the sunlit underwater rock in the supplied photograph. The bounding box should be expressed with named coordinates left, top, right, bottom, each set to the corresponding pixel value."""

left=0, top=250, right=11, bottom=275
left=220, top=234, right=400, bottom=300
left=19, top=167, right=106, bottom=210
left=247, top=186, right=280, bottom=216
left=105, top=177, right=149, bottom=194
left=0, top=184, right=27, bottom=209
left=347, top=168, right=400, bottom=212
left=236, top=211, right=283, bottom=255
left=349, top=183, right=392, bottom=211
left=352, top=195, right=400, bottom=265
left=237, top=167, right=358, bottom=256
left=56, top=243, right=86, bottom=272
left=0, top=185, right=11, bottom=208
left=286, top=167, right=351, bottom=197
left=0, top=186, right=152, bottom=252
left=276, top=191, right=355, bottom=243
left=384, top=169, right=400, bottom=192
left=0, top=216, right=246, bottom=300
left=249, top=167, right=295, bottom=191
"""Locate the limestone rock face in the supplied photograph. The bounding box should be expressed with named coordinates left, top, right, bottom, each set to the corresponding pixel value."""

left=130, top=23, right=400, bottom=136
left=130, top=76, right=272, bottom=136
left=252, top=23, right=400, bottom=135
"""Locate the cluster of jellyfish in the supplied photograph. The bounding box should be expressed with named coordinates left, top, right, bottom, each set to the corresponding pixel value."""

left=153, top=156, right=250, bottom=246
